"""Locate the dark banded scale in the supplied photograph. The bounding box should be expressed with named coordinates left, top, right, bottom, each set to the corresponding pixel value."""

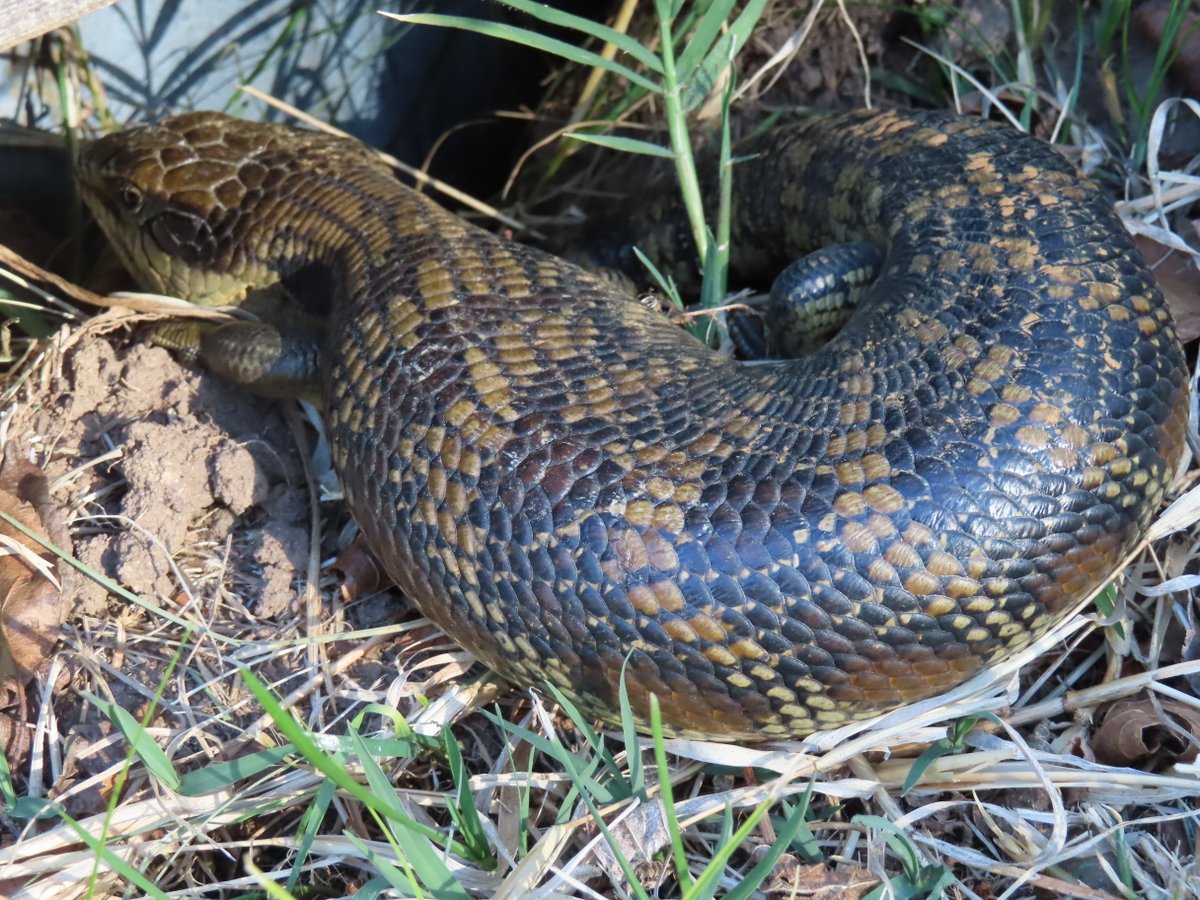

left=76, top=109, right=1187, bottom=739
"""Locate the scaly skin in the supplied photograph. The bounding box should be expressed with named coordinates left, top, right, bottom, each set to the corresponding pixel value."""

left=76, top=109, right=1187, bottom=740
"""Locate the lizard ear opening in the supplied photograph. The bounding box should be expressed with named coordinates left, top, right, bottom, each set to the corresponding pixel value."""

left=149, top=209, right=208, bottom=259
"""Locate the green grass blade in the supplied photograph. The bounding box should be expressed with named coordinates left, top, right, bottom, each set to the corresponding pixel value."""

left=781, top=791, right=823, bottom=863
left=83, top=692, right=181, bottom=792
left=543, top=682, right=628, bottom=787
left=565, top=132, right=675, bottom=158
left=683, top=795, right=776, bottom=900
left=9, top=796, right=63, bottom=819
left=349, top=728, right=475, bottom=897
left=495, top=0, right=664, bottom=73
left=863, top=878, right=920, bottom=900
left=244, top=853, right=300, bottom=898
left=616, top=656, right=644, bottom=796
left=551, top=745, right=653, bottom=900
left=236, top=666, right=471, bottom=856
left=336, top=735, right=428, bottom=758
left=178, top=744, right=295, bottom=796
left=864, top=863, right=957, bottom=900
left=73, top=816, right=171, bottom=897
left=715, top=62, right=734, bottom=293
left=385, top=13, right=661, bottom=93
left=901, top=714, right=990, bottom=795
left=653, top=2, right=708, bottom=262
left=718, top=799, right=734, bottom=846
left=695, top=61, right=734, bottom=347
left=0, top=297, right=56, bottom=339
left=482, top=709, right=623, bottom=807
left=354, top=876, right=393, bottom=900
left=722, top=793, right=815, bottom=900
left=681, top=0, right=770, bottom=110
left=676, top=0, right=739, bottom=86
left=632, top=246, right=684, bottom=310
left=19, top=798, right=171, bottom=898
left=518, top=740, right=535, bottom=855
left=921, top=865, right=958, bottom=896
left=693, top=229, right=721, bottom=344
left=854, top=815, right=922, bottom=880
left=650, top=696, right=694, bottom=892
left=443, top=728, right=493, bottom=862
left=344, top=832, right=423, bottom=896
left=0, top=745, right=15, bottom=811
left=480, top=707, right=647, bottom=898
left=902, top=737, right=952, bottom=796
left=289, top=777, right=336, bottom=893
left=350, top=702, right=440, bottom=755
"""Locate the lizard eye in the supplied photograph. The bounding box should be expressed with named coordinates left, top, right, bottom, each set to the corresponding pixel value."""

left=118, top=182, right=143, bottom=213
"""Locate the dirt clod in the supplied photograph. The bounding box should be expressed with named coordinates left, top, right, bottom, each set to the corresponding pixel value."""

left=11, top=332, right=312, bottom=618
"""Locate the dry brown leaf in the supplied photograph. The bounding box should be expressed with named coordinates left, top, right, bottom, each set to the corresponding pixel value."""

left=0, top=456, right=69, bottom=697
left=334, top=537, right=386, bottom=601
left=1136, top=236, right=1200, bottom=341
left=592, top=799, right=687, bottom=888
left=1092, top=697, right=1200, bottom=768
left=762, top=859, right=877, bottom=899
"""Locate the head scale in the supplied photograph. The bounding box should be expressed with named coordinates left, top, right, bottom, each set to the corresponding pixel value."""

left=76, top=112, right=263, bottom=304
left=77, top=111, right=380, bottom=307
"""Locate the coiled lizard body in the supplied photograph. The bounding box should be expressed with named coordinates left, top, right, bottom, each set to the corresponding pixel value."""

left=77, top=108, right=1186, bottom=739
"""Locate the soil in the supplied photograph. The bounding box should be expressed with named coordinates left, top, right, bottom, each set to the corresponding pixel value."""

left=11, top=328, right=313, bottom=622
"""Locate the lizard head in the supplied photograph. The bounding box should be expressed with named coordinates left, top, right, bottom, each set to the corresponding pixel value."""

left=77, top=111, right=385, bottom=308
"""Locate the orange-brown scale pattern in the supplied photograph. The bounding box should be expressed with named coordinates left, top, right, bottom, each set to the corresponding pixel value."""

left=77, top=109, right=1187, bottom=740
